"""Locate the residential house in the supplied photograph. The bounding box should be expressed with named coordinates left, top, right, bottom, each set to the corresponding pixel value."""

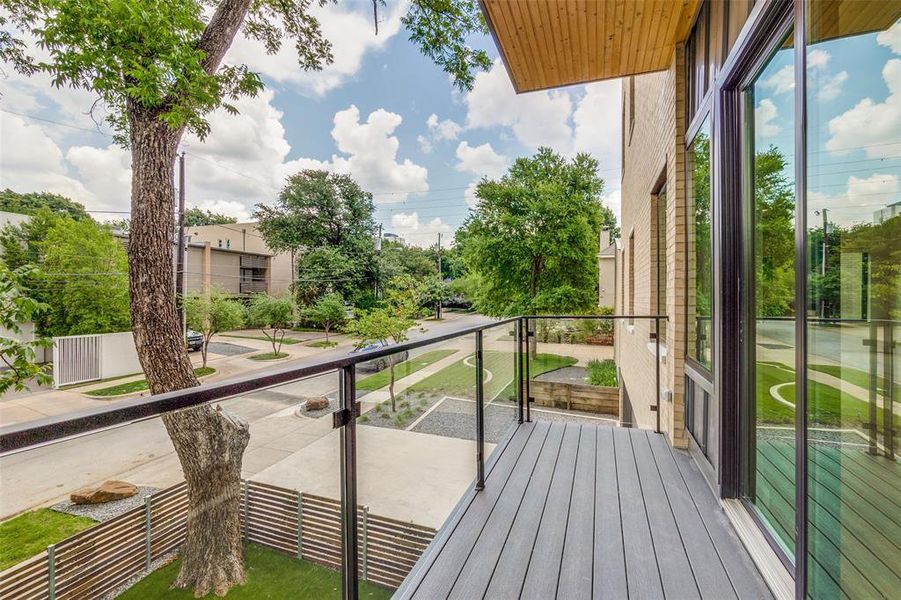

left=597, top=226, right=617, bottom=308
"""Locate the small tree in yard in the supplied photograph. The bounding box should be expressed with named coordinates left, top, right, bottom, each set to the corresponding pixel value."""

left=184, top=290, right=245, bottom=368
left=344, top=308, right=414, bottom=411
left=301, top=293, right=346, bottom=342
left=247, top=295, right=296, bottom=355
left=0, top=265, right=52, bottom=395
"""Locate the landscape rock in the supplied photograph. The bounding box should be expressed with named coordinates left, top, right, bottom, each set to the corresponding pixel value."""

left=71, top=480, right=138, bottom=505
left=304, top=396, right=330, bottom=411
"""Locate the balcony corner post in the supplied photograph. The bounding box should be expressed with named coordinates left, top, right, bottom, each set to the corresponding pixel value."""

left=516, top=318, right=524, bottom=423
left=339, top=364, right=360, bottom=600
left=475, top=330, right=486, bottom=491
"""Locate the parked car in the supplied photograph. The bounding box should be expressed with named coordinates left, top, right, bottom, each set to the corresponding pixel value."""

left=352, top=340, right=409, bottom=373
left=186, top=329, right=203, bottom=352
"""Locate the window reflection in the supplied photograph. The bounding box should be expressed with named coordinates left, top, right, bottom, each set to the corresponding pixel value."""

left=687, top=118, right=713, bottom=371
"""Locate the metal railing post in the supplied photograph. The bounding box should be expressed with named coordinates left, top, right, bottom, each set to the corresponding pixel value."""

left=515, top=318, right=524, bottom=423
left=339, top=365, right=360, bottom=600
left=868, top=323, right=879, bottom=455
left=144, top=495, right=152, bottom=571
left=475, top=330, right=486, bottom=491
left=361, top=505, right=369, bottom=582
left=655, top=316, right=661, bottom=434
left=296, top=491, right=303, bottom=559
left=884, top=322, right=895, bottom=459
left=525, top=318, right=532, bottom=423
left=242, top=479, right=249, bottom=541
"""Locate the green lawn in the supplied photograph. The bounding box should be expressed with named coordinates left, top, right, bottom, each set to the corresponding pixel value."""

left=357, top=349, right=458, bottom=392
left=87, top=367, right=215, bottom=397
left=224, top=334, right=302, bottom=345
left=119, top=544, right=391, bottom=599
left=755, top=362, right=899, bottom=429
left=306, top=340, right=338, bottom=348
left=808, top=363, right=900, bottom=399
left=406, top=351, right=577, bottom=402
left=249, top=352, right=289, bottom=361
left=0, top=509, right=95, bottom=570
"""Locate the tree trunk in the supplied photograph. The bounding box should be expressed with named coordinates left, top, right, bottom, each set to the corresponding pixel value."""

left=128, top=109, right=249, bottom=596
left=389, top=363, right=396, bottom=411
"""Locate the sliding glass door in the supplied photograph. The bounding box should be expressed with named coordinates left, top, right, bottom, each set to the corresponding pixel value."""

left=804, top=3, right=900, bottom=597
left=742, top=27, right=798, bottom=559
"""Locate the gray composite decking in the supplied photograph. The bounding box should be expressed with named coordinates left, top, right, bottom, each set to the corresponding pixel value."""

left=395, top=420, right=774, bottom=599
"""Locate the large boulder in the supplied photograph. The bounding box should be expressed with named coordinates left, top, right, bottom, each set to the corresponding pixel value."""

left=304, top=396, right=330, bottom=411
left=71, top=480, right=138, bottom=505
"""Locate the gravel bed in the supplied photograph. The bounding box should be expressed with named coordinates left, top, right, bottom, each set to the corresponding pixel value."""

left=410, top=398, right=517, bottom=443
left=535, top=366, right=589, bottom=384
left=52, top=486, right=159, bottom=522
left=360, top=390, right=443, bottom=430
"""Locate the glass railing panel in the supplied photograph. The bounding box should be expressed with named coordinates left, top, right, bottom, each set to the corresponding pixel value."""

left=354, top=335, right=478, bottom=595
left=0, top=371, right=348, bottom=598
left=528, top=317, right=621, bottom=426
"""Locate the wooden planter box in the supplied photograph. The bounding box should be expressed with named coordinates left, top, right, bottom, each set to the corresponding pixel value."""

left=531, top=380, right=619, bottom=416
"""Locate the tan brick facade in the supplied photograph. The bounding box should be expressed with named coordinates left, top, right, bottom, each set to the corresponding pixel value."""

left=617, top=46, right=688, bottom=449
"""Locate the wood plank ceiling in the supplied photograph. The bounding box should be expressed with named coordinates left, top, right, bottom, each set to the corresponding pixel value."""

left=481, top=0, right=700, bottom=92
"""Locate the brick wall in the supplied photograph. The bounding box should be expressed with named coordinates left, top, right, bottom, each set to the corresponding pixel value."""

left=617, top=46, right=688, bottom=449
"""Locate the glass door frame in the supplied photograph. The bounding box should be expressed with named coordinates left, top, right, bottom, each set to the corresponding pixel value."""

left=712, top=0, right=808, bottom=595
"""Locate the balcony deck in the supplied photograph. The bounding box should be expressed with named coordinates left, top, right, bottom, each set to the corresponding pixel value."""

left=396, top=420, right=773, bottom=599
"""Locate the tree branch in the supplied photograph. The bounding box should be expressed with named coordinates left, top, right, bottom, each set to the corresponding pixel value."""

left=198, top=0, right=255, bottom=76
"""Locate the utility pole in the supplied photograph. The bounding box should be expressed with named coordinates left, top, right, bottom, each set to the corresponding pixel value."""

left=436, top=232, right=442, bottom=320
left=375, top=223, right=383, bottom=299
left=176, top=151, right=187, bottom=337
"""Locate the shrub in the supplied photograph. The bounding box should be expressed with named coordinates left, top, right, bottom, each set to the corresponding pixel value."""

left=587, top=359, right=618, bottom=387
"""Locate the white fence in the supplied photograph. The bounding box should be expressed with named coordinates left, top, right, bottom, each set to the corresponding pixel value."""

left=52, top=332, right=142, bottom=388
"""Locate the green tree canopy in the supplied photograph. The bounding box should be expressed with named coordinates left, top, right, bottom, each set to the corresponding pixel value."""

left=343, top=307, right=414, bottom=410
left=255, top=170, right=377, bottom=303
left=0, top=189, right=91, bottom=221
left=246, top=294, right=296, bottom=355
left=184, top=207, right=238, bottom=227
left=0, top=264, right=52, bottom=394
left=184, top=288, right=245, bottom=368
left=456, top=148, right=605, bottom=316
left=301, top=292, right=346, bottom=342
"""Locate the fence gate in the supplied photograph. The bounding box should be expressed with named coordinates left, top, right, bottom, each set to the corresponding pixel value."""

left=53, top=334, right=102, bottom=388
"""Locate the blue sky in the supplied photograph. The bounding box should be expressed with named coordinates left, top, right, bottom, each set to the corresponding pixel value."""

left=0, top=1, right=622, bottom=246
left=753, top=23, right=901, bottom=227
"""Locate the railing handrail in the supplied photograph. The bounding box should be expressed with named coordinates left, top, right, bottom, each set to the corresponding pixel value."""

left=1, top=314, right=675, bottom=453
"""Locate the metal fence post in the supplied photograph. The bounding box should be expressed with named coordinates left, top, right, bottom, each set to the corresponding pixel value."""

left=475, top=330, right=486, bottom=491
left=339, top=365, right=360, bottom=600
left=47, top=544, right=56, bottom=600
left=144, top=495, right=152, bottom=571
left=868, top=323, right=879, bottom=455
left=361, top=505, right=369, bottom=582
left=525, top=318, right=532, bottom=423
left=296, top=491, right=304, bottom=559
left=515, top=318, right=524, bottom=423
left=884, top=322, right=895, bottom=459
left=243, top=479, right=249, bottom=541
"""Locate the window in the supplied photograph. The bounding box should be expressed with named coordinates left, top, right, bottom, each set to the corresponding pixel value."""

left=226, top=239, right=231, bottom=249
left=652, top=184, right=667, bottom=343
left=217, top=239, right=222, bottom=248
left=687, top=117, right=713, bottom=370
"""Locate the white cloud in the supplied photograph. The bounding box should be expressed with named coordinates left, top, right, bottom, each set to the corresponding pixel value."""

left=809, top=173, right=898, bottom=227
left=65, top=144, right=132, bottom=212
left=454, top=141, right=508, bottom=179
left=291, top=105, right=429, bottom=202
left=817, top=71, right=848, bottom=101
left=226, top=2, right=406, bottom=97
left=0, top=112, right=91, bottom=201
left=755, top=98, right=780, bottom=137
left=877, top=20, right=901, bottom=54
left=572, top=79, right=622, bottom=191
left=417, top=135, right=433, bottom=154
left=465, top=60, right=573, bottom=150
left=807, top=49, right=831, bottom=70
left=601, top=189, right=622, bottom=225
left=827, top=58, right=901, bottom=157
left=389, top=211, right=450, bottom=247
left=417, top=113, right=462, bottom=154
left=761, top=65, right=795, bottom=95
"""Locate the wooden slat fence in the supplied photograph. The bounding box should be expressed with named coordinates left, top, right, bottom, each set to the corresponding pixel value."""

left=0, top=481, right=434, bottom=599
